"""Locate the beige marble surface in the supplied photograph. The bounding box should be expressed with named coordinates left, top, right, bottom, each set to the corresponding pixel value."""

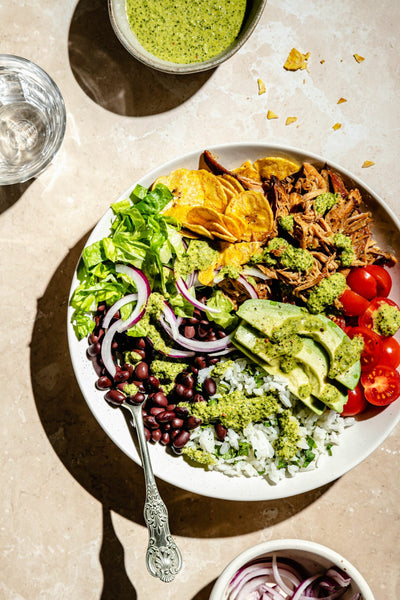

left=1, top=1, right=399, bottom=598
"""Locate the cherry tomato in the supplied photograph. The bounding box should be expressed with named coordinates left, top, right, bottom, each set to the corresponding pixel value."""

left=380, top=337, right=400, bottom=369
left=364, top=265, right=392, bottom=297
left=358, top=297, right=400, bottom=333
left=346, top=326, right=382, bottom=371
left=339, top=289, right=370, bottom=317
left=327, top=314, right=347, bottom=331
left=346, top=268, right=377, bottom=300
left=361, top=364, right=400, bottom=406
left=341, top=384, right=368, bottom=416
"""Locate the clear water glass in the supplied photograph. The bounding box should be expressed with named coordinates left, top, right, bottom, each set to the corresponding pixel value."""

left=0, top=55, right=66, bottom=185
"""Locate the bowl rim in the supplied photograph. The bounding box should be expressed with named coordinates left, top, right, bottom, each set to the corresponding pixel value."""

left=108, top=0, right=267, bottom=74
left=67, top=141, right=400, bottom=502
left=209, top=538, right=375, bottom=600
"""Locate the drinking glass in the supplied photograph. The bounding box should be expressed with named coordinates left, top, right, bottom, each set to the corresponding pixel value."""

left=0, top=55, right=66, bottom=185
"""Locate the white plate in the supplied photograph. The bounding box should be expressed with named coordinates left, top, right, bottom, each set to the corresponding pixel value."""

left=67, top=142, right=400, bottom=501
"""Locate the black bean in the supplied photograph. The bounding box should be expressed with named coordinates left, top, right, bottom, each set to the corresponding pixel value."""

left=96, top=375, right=112, bottom=390
left=171, top=417, right=184, bottom=429
left=174, top=383, right=186, bottom=399
left=186, top=415, right=201, bottom=430
left=160, top=432, right=170, bottom=445
left=152, top=392, right=169, bottom=407
left=194, top=356, right=207, bottom=370
left=150, top=407, right=165, bottom=417
left=143, top=415, right=159, bottom=430
left=184, top=325, right=196, bottom=338
left=114, top=369, right=130, bottom=383
left=105, top=389, right=125, bottom=405
left=175, top=405, right=189, bottom=418
left=87, top=342, right=101, bottom=357
left=209, top=357, right=219, bottom=365
left=156, top=410, right=175, bottom=423
left=173, top=430, right=190, bottom=449
left=187, top=317, right=199, bottom=325
left=90, top=329, right=104, bottom=344
left=127, top=391, right=145, bottom=405
left=144, top=427, right=151, bottom=442
left=151, top=429, right=162, bottom=443
left=181, top=387, right=193, bottom=401
left=131, top=380, right=145, bottom=392
left=147, top=375, right=160, bottom=390
left=180, top=373, right=194, bottom=388
left=134, top=362, right=149, bottom=380
left=215, top=423, right=227, bottom=441
left=202, top=377, right=216, bottom=397
left=193, top=393, right=205, bottom=403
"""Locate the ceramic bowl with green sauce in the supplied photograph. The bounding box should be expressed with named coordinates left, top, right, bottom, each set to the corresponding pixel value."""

left=108, top=0, right=267, bottom=74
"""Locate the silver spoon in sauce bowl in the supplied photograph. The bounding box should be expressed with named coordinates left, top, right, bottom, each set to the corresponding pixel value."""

left=120, top=396, right=183, bottom=582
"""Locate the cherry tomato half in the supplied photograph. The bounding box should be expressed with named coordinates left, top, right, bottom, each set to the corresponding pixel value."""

left=364, top=265, right=392, bottom=297
left=341, top=384, right=368, bottom=416
left=361, top=364, right=400, bottom=406
left=346, top=326, right=382, bottom=371
left=339, top=289, right=370, bottom=317
left=358, top=297, right=400, bottom=333
left=327, top=314, right=347, bottom=331
left=380, top=337, right=400, bottom=369
left=346, top=268, right=377, bottom=300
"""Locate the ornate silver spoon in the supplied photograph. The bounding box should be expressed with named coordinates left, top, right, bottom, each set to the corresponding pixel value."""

left=121, top=398, right=183, bottom=583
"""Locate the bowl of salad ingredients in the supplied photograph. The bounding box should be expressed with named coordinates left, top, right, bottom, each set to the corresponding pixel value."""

left=108, top=0, right=267, bottom=74
left=209, top=538, right=375, bottom=599
left=68, top=142, right=400, bottom=501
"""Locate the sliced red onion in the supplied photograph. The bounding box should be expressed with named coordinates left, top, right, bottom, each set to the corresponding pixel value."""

left=160, top=314, right=233, bottom=352
left=161, top=302, right=180, bottom=340
left=208, top=346, right=236, bottom=357
left=227, top=556, right=352, bottom=600
left=175, top=276, right=221, bottom=314
left=241, top=266, right=270, bottom=281
left=100, top=264, right=151, bottom=377
left=165, top=347, right=195, bottom=358
left=100, top=319, right=122, bottom=378
left=102, top=293, right=138, bottom=330
left=237, top=274, right=259, bottom=299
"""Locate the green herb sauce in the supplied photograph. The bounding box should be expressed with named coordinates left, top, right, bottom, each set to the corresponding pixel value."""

left=126, top=0, right=247, bottom=64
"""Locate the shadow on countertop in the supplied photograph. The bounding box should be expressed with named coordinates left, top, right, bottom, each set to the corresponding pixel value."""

left=30, top=233, right=334, bottom=541
left=68, top=0, right=214, bottom=117
left=0, top=177, right=34, bottom=214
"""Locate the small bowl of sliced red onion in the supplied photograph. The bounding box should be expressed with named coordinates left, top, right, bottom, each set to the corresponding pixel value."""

left=209, top=539, right=374, bottom=600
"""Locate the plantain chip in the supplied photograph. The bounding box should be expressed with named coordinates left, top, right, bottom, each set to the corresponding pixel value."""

left=158, top=168, right=227, bottom=223
left=232, top=159, right=261, bottom=182
left=225, top=190, right=274, bottom=242
left=253, top=156, right=300, bottom=180
left=219, top=241, right=264, bottom=267
left=182, top=222, right=214, bottom=239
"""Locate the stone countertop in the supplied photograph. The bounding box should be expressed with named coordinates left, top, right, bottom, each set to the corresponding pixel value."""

left=1, top=1, right=399, bottom=599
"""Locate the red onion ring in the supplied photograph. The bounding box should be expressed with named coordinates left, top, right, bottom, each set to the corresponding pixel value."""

left=175, top=276, right=221, bottom=314
left=160, top=311, right=233, bottom=352
left=102, top=293, right=138, bottom=330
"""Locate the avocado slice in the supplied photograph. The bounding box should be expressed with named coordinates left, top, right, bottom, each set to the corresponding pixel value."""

left=236, top=299, right=361, bottom=390
left=232, top=339, right=325, bottom=415
left=234, top=322, right=347, bottom=411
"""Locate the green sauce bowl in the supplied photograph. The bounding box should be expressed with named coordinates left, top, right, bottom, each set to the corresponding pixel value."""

left=108, top=0, right=267, bottom=74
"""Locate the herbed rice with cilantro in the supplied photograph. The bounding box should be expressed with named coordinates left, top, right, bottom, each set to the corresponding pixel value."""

left=182, top=358, right=354, bottom=484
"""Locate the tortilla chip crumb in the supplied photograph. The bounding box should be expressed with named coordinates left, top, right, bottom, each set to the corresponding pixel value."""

left=267, top=110, right=278, bottom=120
left=337, top=97, right=347, bottom=104
left=362, top=160, right=375, bottom=168
left=285, top=117, right=297, bottom=126
left=284, top=48, right=310, bottom=71
left=257, top=78, right=266, bottom=95
left=353, top=53, right=365, bottom=63
left=332, top=123, right=342, bottom=130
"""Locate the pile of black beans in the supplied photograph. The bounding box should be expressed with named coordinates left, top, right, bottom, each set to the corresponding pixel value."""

left=85, top=302, right=228, bottom=453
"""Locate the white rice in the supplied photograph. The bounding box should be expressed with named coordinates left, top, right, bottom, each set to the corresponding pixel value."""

left=185, top=358, right=354, bottom=485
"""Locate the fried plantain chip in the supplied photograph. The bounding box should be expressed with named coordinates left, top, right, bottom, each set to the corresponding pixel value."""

left=225, top=190, right=274, bottom=242
left=158, top=168, right=227, bottom=223
left=232, top=159, right=261, bottom=182
left=219, top=241, right=264, bottom=267
left=284, top=47, right=310, bottom=71
left=253, top=156, right=300, bottom=180
left=182, top=222, right=214, bottom=239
